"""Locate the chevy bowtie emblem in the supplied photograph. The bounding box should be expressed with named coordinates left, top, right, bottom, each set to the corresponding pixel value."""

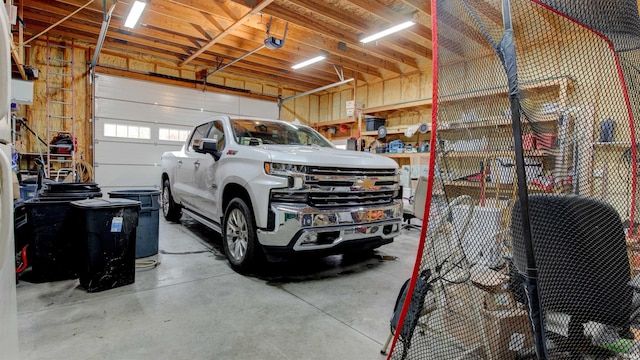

left=355, top=178, right=377, bottom=190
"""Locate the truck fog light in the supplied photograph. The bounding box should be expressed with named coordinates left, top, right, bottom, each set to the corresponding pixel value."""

left=301, top=233, right=318, bottom=245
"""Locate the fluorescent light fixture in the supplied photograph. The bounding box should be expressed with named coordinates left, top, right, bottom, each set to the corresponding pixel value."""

left=360, top=20, right=415, bottom=44
left=291, top=54, right=326, bottom=70
left=124, top=1, right=146, bottom=28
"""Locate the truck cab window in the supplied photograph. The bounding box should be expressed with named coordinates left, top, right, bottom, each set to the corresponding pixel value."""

left=209, top=121, right=226, bottom=152
left=188, top=122, right=213, bottom=152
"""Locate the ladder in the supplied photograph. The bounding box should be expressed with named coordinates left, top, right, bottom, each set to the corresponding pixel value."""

left=45, top=36, right=76, bottom=180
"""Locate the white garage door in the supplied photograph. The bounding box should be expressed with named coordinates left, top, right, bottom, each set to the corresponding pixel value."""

left=93, top=74, right=278, bottom=194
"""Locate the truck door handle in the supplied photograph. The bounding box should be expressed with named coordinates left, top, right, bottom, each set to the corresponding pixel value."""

left=194, top=160, right=200, bottom=168
left=177, top=160, right=183, bottom=165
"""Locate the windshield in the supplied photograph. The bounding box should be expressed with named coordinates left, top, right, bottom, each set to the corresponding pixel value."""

left=230, top=119, right=334, bottom=147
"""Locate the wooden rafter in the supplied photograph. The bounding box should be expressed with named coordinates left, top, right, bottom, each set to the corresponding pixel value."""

left=20, top=0, right=435, bottom=91
left=24, top=0, right=94, bottom=45
left=178, top=0, right=274, bottom=66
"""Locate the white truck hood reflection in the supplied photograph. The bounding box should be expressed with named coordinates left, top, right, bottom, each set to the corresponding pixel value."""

left=260, top=145, right=398, bottom=168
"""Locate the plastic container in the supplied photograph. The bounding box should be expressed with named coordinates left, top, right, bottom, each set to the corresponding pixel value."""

left=71, top=198, right=140, bottom=292
left=24, top=198, right=79, bottom=281
left=19, top=184, right=38, bottom=200
left=108, top=190, right=160, bottom=258
left=365, top=117, right=386, bottom=131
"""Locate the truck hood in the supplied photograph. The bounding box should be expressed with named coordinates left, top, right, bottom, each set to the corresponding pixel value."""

left=261, top=145, right=398, bottom=168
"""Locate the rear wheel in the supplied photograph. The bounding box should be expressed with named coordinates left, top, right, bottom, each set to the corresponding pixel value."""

left=162, top=179, right=182, bottom=222
left=223, top=198, right=263, bottom=273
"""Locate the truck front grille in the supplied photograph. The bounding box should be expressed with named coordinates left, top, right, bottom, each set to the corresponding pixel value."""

left=304, top=166, right=399, bottom=208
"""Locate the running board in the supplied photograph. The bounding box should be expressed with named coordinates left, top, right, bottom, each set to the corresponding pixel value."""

left=182, top=208, right=222, bottom=234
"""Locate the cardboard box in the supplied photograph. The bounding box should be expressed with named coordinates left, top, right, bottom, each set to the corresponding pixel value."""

left=481, top=308, right=533, bottom=359
left=443, top=284, right=486, bottom=353
left=12, top=171, right=19, bottom=200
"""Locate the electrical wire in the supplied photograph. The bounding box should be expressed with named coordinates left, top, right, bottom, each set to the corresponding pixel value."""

left=135, top=259, right=160, bottom=269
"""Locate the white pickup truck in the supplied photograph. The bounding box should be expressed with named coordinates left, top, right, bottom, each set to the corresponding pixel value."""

left=161, top=115, right=402, bottom=272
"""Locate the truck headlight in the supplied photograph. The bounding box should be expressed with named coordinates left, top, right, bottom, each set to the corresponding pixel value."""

left=264, top=162, right=307, bottom=189
left=264, top=162, right=307, bottom=176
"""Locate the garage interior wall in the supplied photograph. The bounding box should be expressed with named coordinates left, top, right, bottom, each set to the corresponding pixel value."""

left=93, top=73, right=278, bottom=194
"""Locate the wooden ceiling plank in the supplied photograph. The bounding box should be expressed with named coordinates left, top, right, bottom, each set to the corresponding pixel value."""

left=45, top=0, right=396, bottom=76
left=24, top=0, right=94, bottom=45
left=338, top=0, right=431, bottom=52
left=399, top=0, right=431, bottom=16
left=179, top=0, right=274, bottom=66
left=27, top=21, right=328, bottom=90
left=23, top=1, right=374, bottom=83
left=286, top=0, right=432, bottom=58
left=264, top=4, right=420, bottom=69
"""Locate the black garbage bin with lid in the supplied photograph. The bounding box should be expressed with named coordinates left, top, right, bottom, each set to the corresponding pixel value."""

left=108, top=190, right=160, bottom=258
left=23, top=182, right=102, bottom=282
left=71, top=198, right=140, bottom=292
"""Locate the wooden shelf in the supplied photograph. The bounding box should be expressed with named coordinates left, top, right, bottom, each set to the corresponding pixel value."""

left=362, top=125, right=431, bottom=137
left=379, top=152, right=430, bottom=159
left=361, top=99, right=432, bottom=115
left=439, top=76, right=574, bottom=104
left=592, top=141, right=633, bottom=148
left=441, top=114, right=558, bottom=130
left=442, top=150, right=548, bottom=158
left=442, top=180, right=551, bottom=192
left=312, top=118, right=357, bottom=128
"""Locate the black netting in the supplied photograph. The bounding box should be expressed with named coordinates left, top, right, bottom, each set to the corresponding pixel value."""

left=387, top=1, right=640, bottom=359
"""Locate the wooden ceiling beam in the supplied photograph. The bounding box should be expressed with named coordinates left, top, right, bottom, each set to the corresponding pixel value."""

left=179, top=0, right=274, bottom=66
left=399, top=0, right=431, bottom=16
left=263, top=4, right=420, bottom=69
left=44, top=0, right=398, bottom=76
left=24, top=19, right=333, bottom=89
left=342, top=0, right=432, bottom=46
left=23, top=0, right=377, bottom=86
left=286, top=0, right=432, bottom=60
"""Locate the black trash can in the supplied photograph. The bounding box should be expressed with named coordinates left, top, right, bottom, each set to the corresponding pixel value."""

left=71, top=198, right=140, bottom=292
left=108, top=190, right=160, bottom=258
left=23, top=182, right=102, bottom=282
left=23, top=198, right=79, bottom=281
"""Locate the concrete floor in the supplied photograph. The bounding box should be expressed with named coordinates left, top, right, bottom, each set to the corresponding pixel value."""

left=16, top=216, right=422, bottom=360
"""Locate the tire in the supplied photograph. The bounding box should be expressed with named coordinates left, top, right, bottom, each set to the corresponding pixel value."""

left=222, top=198, right=263, bottom=273
left=162, top=179, right=182, bottom=222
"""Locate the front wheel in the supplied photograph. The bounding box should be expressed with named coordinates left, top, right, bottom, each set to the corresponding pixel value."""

left=222, top=198, right=263, bottom=273
left=162, top=179, right=182, bottom=222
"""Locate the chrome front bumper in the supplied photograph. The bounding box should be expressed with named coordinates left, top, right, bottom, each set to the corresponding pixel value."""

left=257, top=200, right=403, bottom=251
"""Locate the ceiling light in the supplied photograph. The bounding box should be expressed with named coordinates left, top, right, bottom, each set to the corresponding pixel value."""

left=360, top=21, right=415, bottom=44
left=124, top=1, right=147, bottom=28
left=291, top=54, right=327, bottom=70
